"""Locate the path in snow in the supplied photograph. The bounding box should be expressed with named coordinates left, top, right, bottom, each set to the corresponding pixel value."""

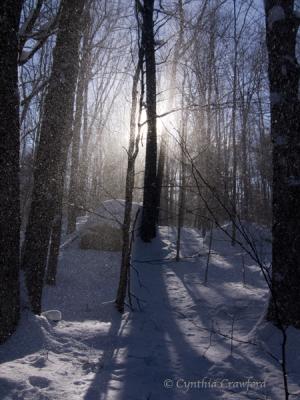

left=1, top=226, right=300, bottom=400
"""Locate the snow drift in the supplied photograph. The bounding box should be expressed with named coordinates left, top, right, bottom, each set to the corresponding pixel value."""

left=204, top=221, right=271, bottom=256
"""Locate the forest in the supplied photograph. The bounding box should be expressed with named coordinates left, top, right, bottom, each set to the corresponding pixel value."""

left=0, top=0, right=300, bottom=399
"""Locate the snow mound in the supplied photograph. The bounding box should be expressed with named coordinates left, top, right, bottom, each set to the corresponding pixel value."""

left=41, top=310, right=62, bottom=322
left=204, top=221, right=271, bottom=254
left=80, top=224, right=122, bottom=251
left=79, top=199, right=141, bottom=251
left=85, top=199, right=141, bottom=230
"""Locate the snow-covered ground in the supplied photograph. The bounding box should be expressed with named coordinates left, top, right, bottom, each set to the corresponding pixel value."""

left=1, top=224, right=300, bottom=399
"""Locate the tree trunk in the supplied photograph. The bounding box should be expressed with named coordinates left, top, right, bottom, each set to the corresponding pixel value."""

left=22, top=0, right=86, bottom=314
left=155, top=138, right=166, bottom=222
left=160, top=155, right=170, bottom=225
left=67, top=75, right=85, bottom=233
left=176, top=78, right=187, bottom=262
left=231, top=0, right=238, bottom=245
left=241, top=103, right=250, bottom=221
left=265, top=0, right=300, bottom=327
left=45, top=205, right=63, bottom=286
left=156, top=0, right=184, bottom=228
left=140, top=0, right=158, bottom=242
left=116, top=50, right=143, bottom=312
left=67, top=21, right=90, bottom=234
left=176, top=161, right=186, bottom=261
left=0, top=0, right=22, bottom=343
left=45, top=149, right=69, bottom=286
left=79, top=80, right=90, bottom=209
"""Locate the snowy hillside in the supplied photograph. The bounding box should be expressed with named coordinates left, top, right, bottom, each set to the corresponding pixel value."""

left=0, top=226, right=299, bottom=399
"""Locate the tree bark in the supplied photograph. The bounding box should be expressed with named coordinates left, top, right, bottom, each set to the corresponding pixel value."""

left=231, top=0, right=238, bottom=245
left=155, top=138, right=166, bottom=222
left=22, top=0, right=86, bottom=314
left=140, top=0, right=158, bottom=242
left=45, top=147, right=69, bottom=286
left=0, top=0, right=22, bottom=343
left=45, top=203, right=63, bottom=286
left=176, top=76, right=187, bottom=262
left=79, top=80, right=90, bottom=209
left=265, top=0, right=300, bottom=327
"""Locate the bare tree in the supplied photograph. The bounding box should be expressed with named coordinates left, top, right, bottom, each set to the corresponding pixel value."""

left=265, top=0, right=300, bottom=327
left=0, top=0, right=23, bottom=343
left=140, top=0, right=158, bottom=242
left=22, top=0, right=86, bottom=314
left=231, top=0, right=238, bottom=245
left=115, top=52, right=143, bottom=312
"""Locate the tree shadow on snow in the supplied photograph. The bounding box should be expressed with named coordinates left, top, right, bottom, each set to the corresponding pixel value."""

left=85, top=230, right=216, bottom=400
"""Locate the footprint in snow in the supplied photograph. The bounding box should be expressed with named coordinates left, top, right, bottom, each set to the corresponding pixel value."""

left=59, top=356, right=72, bottom=362
left=31, top=357, right=47, bottom=369
left=28, top=376, right=51, bottom=389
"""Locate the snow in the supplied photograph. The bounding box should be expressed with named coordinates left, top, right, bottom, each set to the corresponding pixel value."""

left=0, top=224, right=300, bottom=399
left=203, top=221, right=271, bottom=261
left=268, top=6, right=285, bottom=29
left=41, top=310, right=62, bottom=322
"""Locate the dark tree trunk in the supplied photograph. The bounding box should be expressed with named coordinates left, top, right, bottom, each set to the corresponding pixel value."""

left=265, top=1, right=300, bottom=327
left=45, top=20, right=90, bottom=286
left=140, top=0, right=157, bottom=242
left=169, top=165, right=176, bottom=225
left=241, top=106, right=250, bottom=221
left=231, top=0, right=238, bottom=245
left=159, top=155, right=170, bottom=225
left=45, top=205, right=63, bottom=286
left=155, top=138, right=166, bottom=222
left=0, top=0, right=22, bottom=343
left=45, top=150, right=69, bottom=286
left=22, top=0, right=86, bottom=314
left=176, top=82, right=187, bottom=262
